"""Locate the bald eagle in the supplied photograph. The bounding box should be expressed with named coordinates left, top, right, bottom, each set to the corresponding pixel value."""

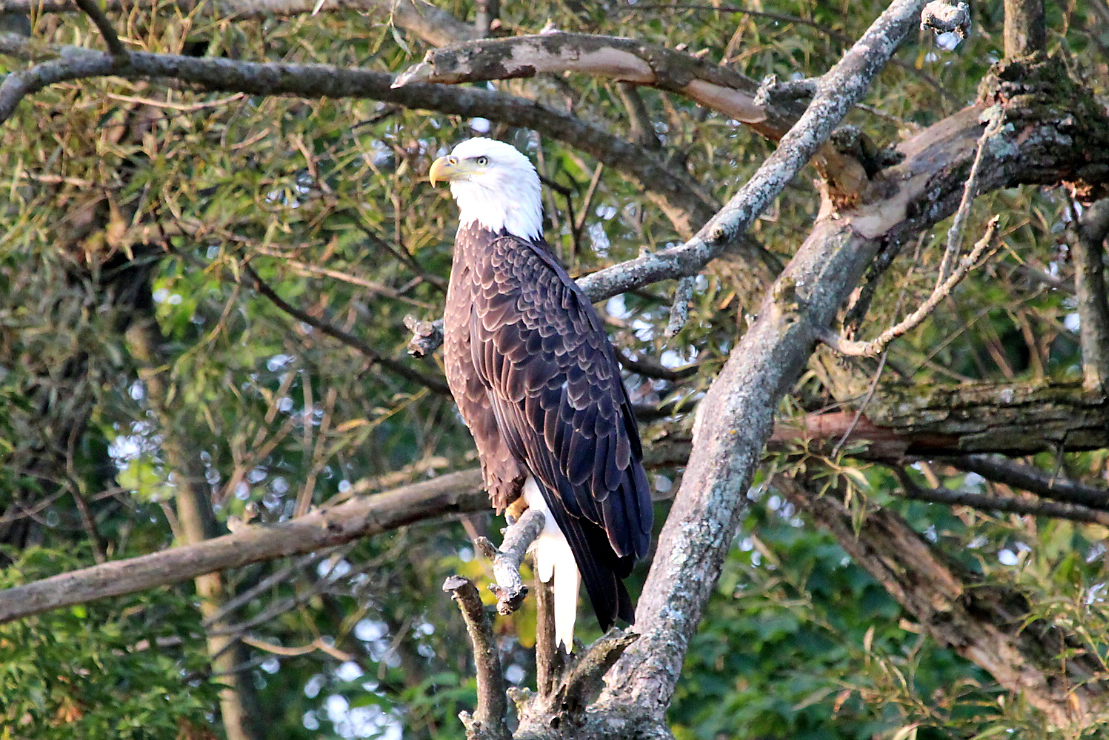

left=430, top=138, right=653, bottom=649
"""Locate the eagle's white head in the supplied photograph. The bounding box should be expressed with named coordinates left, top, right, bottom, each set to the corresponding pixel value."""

left=429, top=137, right=544, bottom=242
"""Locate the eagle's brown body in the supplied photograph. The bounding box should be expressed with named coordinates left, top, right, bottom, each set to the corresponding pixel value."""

left=442, top=220, right=652, bottom=631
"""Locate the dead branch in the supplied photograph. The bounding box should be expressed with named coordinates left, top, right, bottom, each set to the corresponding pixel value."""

left=822, top=215, right=1002, bottom=357
left=393, top=32, right=799, bottom=140
left=443, top=576, right=511, bottom=740
left=404, top=315, right=445, bottom=359
left=664, top=277, right=694, bottom=337
left=479, top=508, right=544, bottom=616
left=0, top=469, right=486, bottom=624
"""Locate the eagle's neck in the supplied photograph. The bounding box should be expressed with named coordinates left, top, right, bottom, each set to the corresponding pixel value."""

left=450, top=179, right=543, bottom=242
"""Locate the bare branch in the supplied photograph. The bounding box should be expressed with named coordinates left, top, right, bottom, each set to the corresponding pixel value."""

left=487, top=508, right=544, bottom=616
left=0, top=469, right=486, bottom=624
left=1075, top=200, right=1109, bottom=392
left=533, top=576, right=565, bottom=698
left=664, top=276, right=694, bottom=337
left=404, top=315, right=445, bottom=359
left=242, top=263, right=452, bottom=395
left=616, top=82, right=661, bottom=150
left=443, top=576, right=511, bottom=740
left=614, top=347, right=699, bottom=382
left=72, top=0, right=127, bottom=59
left=393, top=32, right=797, bottom=140
left=822, top=215, right=1001, bottom=357
left=938, top=115, right=1003, bottom=283
left=947, top=455, right=1109, bottom=510
left=892, top=467, right=1109, bottom=526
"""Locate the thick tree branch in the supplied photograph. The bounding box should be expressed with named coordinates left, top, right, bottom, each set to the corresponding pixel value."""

left=394, top=32, right=800, bottom=140
left=600, top=0, right=936, bottom=717
left=1003, top=0, right=1046, bottom=58
left=0, top=469, right=486, bottom=624
left=767, top=383, right=1109, bottom=457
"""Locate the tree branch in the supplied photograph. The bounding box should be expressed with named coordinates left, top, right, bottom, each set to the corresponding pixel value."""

left=443, top=576, right=511, bottom=740
left=600, top=0, right=937, bottom=715
left=891, top=466, right=1109, bottom=526
left=920, top=1, right=971, bottom=39
left=241, top=262, right=452, bottom=395
left=0, top=33, right=716, bottom=239
left=393, top=31, right=799, bottom=140
left=0, top=468, right=486, bottom=624
left=72, top=0, right=127, bottom=59
left=945, top=455, right=1109, bottom=510
left=476, top=507, right=544, bottom=616
left=1003, top=0, right=1046, bottom=58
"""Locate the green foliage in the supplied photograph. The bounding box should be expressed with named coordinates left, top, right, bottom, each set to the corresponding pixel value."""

left=0, top=549, right=216, bottom=739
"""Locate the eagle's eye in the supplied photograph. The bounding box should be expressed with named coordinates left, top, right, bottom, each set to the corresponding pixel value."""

left=475, top=156, right=489, bottom=166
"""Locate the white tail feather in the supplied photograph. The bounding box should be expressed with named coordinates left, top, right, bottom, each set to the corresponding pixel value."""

left=523, top=477, right=580, bottom=650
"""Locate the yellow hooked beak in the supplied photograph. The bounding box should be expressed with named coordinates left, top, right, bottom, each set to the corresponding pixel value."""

left=429, top=155, right=480, bottom=185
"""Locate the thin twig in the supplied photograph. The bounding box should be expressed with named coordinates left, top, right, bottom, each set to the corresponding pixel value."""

left=665, top=276, right=695, bottom=337
left=822, top=216, right=1002, bottom=357
left=442, top=576, right=511, bottom=740
left=614, top=346, right=699, bottom=381
left=73, top=0, right=127, bottom=59
left=242, top=262, right=451, bottom=395
left=938, top=114, right=1002, bottom=284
